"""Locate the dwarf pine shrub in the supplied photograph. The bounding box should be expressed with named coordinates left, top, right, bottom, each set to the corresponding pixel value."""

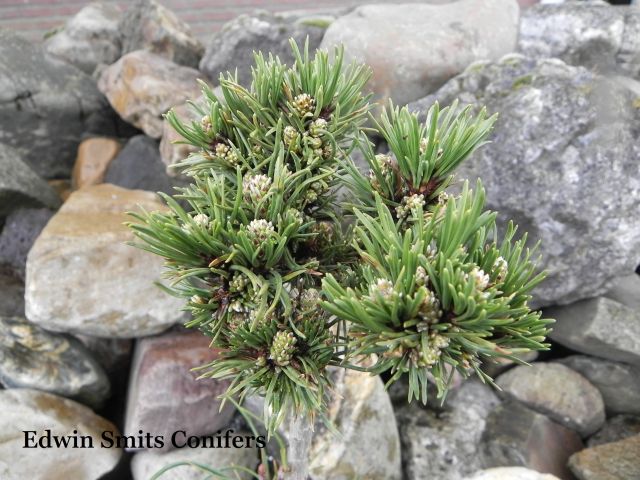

left=128, top=40, right=552, bottom=460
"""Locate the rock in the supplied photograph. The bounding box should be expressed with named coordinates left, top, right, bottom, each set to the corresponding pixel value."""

left=465, top=467, right=561, bottom=480
left=47, top=179, right=73, bottom=202
left=482, top=351, right=539, bottom=378
left=72, top=137, right=121, bottom=189
left=0, top=270, right=24, bottom=317
left=0, top=144, right=60, bottom=216
left=120, top=0, right=203, bottom=68
left=496, top=363, right=605, bottom=437
left=131, top=435, right=257, bottom=479
left=588, top=415, right=640, bottom=447
left=43, top=3, right=122, bottom=75
left=604, top=273, right=640, bottom=311
left=104, top=135, right=173, bottom=194
left=0, top=316, right=110, bottom=408
left=75, top=335, right=132, bottom=374
left=245, top=365, right=402, bottom=480
left=0, top=30, right=113, bottom=178
left=320, top=0, right=519, bottom=107
left=482, top=401, right=583, bottom=479
left=546, top=297, right=640, bottom=366
left=308, top=367, right=401, bottom=480
left=398, top=380, right=501, bottom=480
left=0, top=208, right=55, bottom=280
left=558, top=355, right=640, bottom=415
left=159, top=97, right=203, bottom=175
left=0, top=389, right=121, bottom=479
left=125, top=330, right=234, bottom=451
left=200, top=11, right=330, bottom=86
left=410, top=56, right=640, bottom=306
left=519, top=3, right=640, bottom=77
left=569, top=434, right=640, bottom=480
left=25, top=184, right=184, bottom=338
left=98, top=50, right=202, bottom=139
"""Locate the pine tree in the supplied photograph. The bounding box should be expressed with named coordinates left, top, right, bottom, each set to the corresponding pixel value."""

left=128, top=40, right=552, bottom=479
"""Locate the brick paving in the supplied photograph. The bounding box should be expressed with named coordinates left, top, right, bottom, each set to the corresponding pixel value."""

left=0, top=0, right=421, bottom=43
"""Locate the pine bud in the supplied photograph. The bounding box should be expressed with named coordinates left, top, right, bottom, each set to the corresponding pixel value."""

left=309, top=118, right=327, bottom=137
left=283, top=125, right=299, bottom=148
left=229, top=272, right=249, bottom=293
left=193, top=213, right=209, bottom=228
left=417, top=287, right=442, bottom=326
left=467, top=266, right=490, bottom=291
left=493, top=256, right=508, bottom=282
left=246, top=219, right=275, bottom=245
left=396, top=194, right=425, bottom=219
left=270, top=330, right=297, bottom=366
left=299, top=288, right=321, bottom=311
left=293, top=93, right=316, bottom=117
left=201, top=115, right=212, bottom=134
left=243, top=174, right=272, bottom=204
left=415, top=266, right=429, bottom=286
left=214, top=142, right=239, bottom=166
left=190, top=294, right=206, bottom=305
left=374, top=154, right=395, bottom=175
left=369, top=278, right=396, bottom=302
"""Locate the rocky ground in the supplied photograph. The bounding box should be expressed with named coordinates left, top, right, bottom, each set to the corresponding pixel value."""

left=0, top=0, right=639, bottom=479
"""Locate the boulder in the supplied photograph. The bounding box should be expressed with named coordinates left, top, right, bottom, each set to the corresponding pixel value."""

left=0, top=270, right=24, bottom=317
left=519, top=2, right=640, bottom=77
left=72, top=137, right=121, bottom=189
left=159, top=97, right=204, bottom=175
left=546, top=297, right=640, bottom=366
left=465, top=467, right=561, bottom=480
left=0, top=316, right=110, bottom=408
left=558, top=355, right=640, bottom=415
left=0, top=389, right=121, bottom=479
left=104, top=135, right=173, bottom=194
left=125, top=330, right=234, bottom=451
left=320, top=0, right=519, bottom=106
left=199, top=11, right=331, bottom=86
left=569, top=434, right=640, bottom=480
left=0, top=208, right=55, bottom=280
left=120, top=0, right=203, bottom=68
left=25, top=184, right=184, bottom=338
left=410, top=55, right=640, bottom=306
left=0, top=30, right=113, bottom=178
left=97, top=50, right=202, bottom=138
left=0, top=144, right=60, bottom=216
left=588, top=414, right=640, bottom=447
left=603, top=273, right=640, bottom=310
left=482, top=401, right=583, bottom=479
left=496, top=363, right=605, bottom=437
left=398, top=380, right=501, bottom=480
left=43, top=3, right=122, bottom=75
left=131, top=435, right=257, bottom=479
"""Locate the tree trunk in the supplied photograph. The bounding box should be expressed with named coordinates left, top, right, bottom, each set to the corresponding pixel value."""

left=286, top=412, right=313, bottom=480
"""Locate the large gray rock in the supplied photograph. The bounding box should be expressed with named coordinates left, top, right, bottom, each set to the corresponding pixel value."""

left=410, top=55, right=640, bottom=306
left=558, top=355, right=640, bottom=416
left=0, top=270, right=24, bottom=317
left=246, top=365, right=402, bottom=480
left=43, top=3, right=122, bottom=74
left=98, top=50, right=202, bottom=138
left=398, top=380, right=501, bottom=480
left=0, top=144, right=60, bottom=216
left=604, top=273, right=640, bottom=310
left=200, top=11, right=330, bottom=86
left=25, top=184, right=184, bottom=338
left=0, top=316, right=110, bottom=408
left=0, top=30, right=112, bottom=178
left=0, top=389, right=122, bottom=479
left=482, top=401, right=583, bottom=480
left=131, top=433, right=257, bottom=479
left=320, top=0, right=519, bottom=106
left=120, top=0, right=203, bottom=68
left=465, top=467, right=561, bottom=480
left=496, top=363, right=605, bottom=437
left=519, top=3, right=640, bottom=77
left=569, top=434, right=640, bottom=480
left=0, top=208, right=54, bottom=280
left=588, top=415, right=640, bottom=447
left=125, top=330, right=234, bottom=451
left=547, top=297, right=640, bottom=366
left=105, top=135, right=174, bottom=194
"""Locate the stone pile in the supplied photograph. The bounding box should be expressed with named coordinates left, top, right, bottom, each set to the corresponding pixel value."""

left=0, top=0, right=639, bottom=479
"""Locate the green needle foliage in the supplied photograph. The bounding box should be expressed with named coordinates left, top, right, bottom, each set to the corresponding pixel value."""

left=128, top=39, right=552, bottom=438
